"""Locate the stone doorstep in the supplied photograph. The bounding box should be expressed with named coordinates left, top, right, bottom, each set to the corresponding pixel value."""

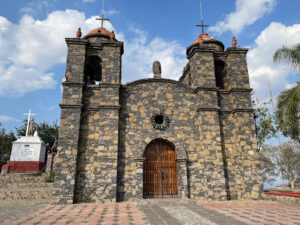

left=136, top=198, right=197, bottom=206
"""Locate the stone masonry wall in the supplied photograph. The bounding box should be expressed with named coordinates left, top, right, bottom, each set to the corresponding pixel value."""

left=74, top=108, right=119, bottom=203
left=118, top=79, right=227, bottom=201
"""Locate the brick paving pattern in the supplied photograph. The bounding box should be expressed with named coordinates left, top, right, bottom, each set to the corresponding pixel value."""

left=199, top=201, right=300, bottom=225
left=2, top=200, right=300, bottom=225
left=5, top=202, right=146, bottom=225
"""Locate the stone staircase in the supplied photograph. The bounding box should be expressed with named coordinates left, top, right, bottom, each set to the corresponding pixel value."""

left=0, top=174, right=55, bottom=203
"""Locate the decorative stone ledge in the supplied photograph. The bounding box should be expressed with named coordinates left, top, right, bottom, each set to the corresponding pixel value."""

left=194, top=87, right=219, bottom=92
left=84, top=83, right=121, bottom=89
left=59, top=104, right=83, bottom=109
left=83, top=105, right=121, bottom=111
left=62, top=82, right=84, bottom=87
left=218, top=88, right=253, bottom=94
left=65, top=38, right=88, bottom=46
left=197, top=107, right=220, bottom=112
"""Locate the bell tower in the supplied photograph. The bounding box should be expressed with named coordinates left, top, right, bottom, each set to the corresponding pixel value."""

left=54, top=8, right=124, bottom=202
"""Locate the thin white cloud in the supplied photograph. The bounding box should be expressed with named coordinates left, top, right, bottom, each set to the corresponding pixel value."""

left=20, top=0, right=50, bottom=14
left=247, top=22, right=300, bottom=99
left=210, top=0, right=276, bottom=35
left=104, top=9, right=119, bottom=15
left=83, top=0, right=96, bottom=3
left=0, top=115, right=18, bottom=122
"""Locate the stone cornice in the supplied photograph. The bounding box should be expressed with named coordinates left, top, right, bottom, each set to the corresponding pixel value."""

left=218, top=88, right=253, bottom=94
left=65, top=38, right=88, bottom=46
left=197, top=107, right=220, bottom=112
left=223, top=47, right=249, bottom=56
left=62, top=82, right=84, bottom=87
left=186, top=45, right=215, bottom=60
left=196, top=107, right=254, bottom=114
left=83, top=105, right=121, bottom=111
left=221, top=108, right=255, bottom=114
left=59, top=104, right=83, bottom=109
left=123, top=78, right=194, bottom=93
left=194, top=87, right=219, bottom=92
left=84, top=83, right=121, bottom=89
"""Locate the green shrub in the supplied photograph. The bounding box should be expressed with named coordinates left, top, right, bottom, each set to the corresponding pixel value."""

left=44, top=170, right=55, bottom=183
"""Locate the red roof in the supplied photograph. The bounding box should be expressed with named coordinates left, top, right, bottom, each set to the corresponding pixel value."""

left=193, top=33, right=216, bottom=44
left=87, top=27, right=112, bottom=36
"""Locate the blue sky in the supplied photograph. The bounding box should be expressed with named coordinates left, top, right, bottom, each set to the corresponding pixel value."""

left=0, top=0, right=299, bottom=133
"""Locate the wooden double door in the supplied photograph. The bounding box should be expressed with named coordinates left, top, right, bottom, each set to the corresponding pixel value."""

left=143, top=139, right=178, bottom=198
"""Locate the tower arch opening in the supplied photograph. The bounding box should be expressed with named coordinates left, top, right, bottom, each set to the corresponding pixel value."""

left=214, top=60, right=226, bottom=89
left=84, top=55, right=102, bottom=84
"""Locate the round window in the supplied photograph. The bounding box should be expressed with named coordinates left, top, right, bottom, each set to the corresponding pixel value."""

left=150, top=112, right=170, bottom=130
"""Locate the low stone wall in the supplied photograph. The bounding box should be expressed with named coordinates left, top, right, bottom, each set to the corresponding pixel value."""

left=0, top=174, right=55, bottom=203
left=263, top=193, right=300, bottom=205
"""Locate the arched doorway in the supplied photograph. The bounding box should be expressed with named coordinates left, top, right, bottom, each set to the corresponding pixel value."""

left=143, top=139, right=178, bottom=198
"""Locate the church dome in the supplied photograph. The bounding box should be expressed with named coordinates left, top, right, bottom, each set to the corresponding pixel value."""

left=84, top=27, right=117, bottom=41
left=88, top=27, right=112, bottom=36
left=188, top=33, right=224, bottom=52
left=193, top=33, right=216, bottom=44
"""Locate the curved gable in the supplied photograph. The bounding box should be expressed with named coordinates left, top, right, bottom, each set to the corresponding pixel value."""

left=123, top=78, right=194, bottom=93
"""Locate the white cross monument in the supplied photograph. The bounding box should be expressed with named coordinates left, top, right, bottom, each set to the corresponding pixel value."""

left=1, top=109, right=46, bottom=174
left=24, top=109, right=36, bottom=136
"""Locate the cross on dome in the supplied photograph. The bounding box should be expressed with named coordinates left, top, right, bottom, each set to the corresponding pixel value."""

left=96, top=0, right=110, bottom=28
left=196, top=1, right=209, bottom=34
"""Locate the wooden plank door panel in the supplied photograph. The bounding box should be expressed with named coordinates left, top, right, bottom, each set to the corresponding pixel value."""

left=143, top=140, right=178, bottom=198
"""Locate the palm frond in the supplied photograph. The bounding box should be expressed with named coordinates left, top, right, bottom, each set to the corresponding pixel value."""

left=273, top=44, right=300, bottom=75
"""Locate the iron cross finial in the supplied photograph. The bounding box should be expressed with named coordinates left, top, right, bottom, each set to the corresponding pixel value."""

left=96, top=0, right=110, bottom=28
left=196, top=0, right=209, bottom=34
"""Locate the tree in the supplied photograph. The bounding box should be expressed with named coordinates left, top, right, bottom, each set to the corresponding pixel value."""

left=259, top=146, right=278, bottom=185
left=275, top=82, right=300, bottom=143
left=252, top=94, right=277, bottom=149
left=252, top=94, right=278, bottom=184
left=16, top=120, right=59, bottom=152
left=273, top=44, right=300, bottom=75
left=260, top=141, right=300, bottom=189
left=274, top=141, right=300, bottom=189
left=0, top=123, right=16, bottom=169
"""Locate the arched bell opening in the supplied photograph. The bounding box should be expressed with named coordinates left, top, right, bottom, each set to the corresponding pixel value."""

left=214, top=60, right=226, bottom=89
left=84, top=55, right=102, bottom=84
left=143, top=139, right=178, bottom=198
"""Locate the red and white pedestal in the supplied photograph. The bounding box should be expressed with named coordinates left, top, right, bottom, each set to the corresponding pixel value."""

left=2, top=132, right=46, bottom=173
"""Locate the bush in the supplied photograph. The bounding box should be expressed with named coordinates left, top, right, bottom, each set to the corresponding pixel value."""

left=44, top=170, right=55, bottom=183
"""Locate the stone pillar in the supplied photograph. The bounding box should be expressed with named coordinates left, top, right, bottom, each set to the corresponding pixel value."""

left=134, top=158, right=145, bottom=199
left=177, top=158, right=188, bottom=198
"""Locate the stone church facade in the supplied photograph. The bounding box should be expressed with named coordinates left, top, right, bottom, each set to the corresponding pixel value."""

left=53, top=26, right=263, bottom=204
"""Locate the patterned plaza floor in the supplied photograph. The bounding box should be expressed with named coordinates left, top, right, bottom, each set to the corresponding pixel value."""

left=2, top=200, right=300, bottom=225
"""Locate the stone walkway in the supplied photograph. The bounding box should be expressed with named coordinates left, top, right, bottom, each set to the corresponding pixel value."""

left=1, top=200, right=300, bottom=225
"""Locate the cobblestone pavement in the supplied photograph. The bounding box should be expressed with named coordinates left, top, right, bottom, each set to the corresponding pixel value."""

left=1, top=200, right=300, bottom=225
